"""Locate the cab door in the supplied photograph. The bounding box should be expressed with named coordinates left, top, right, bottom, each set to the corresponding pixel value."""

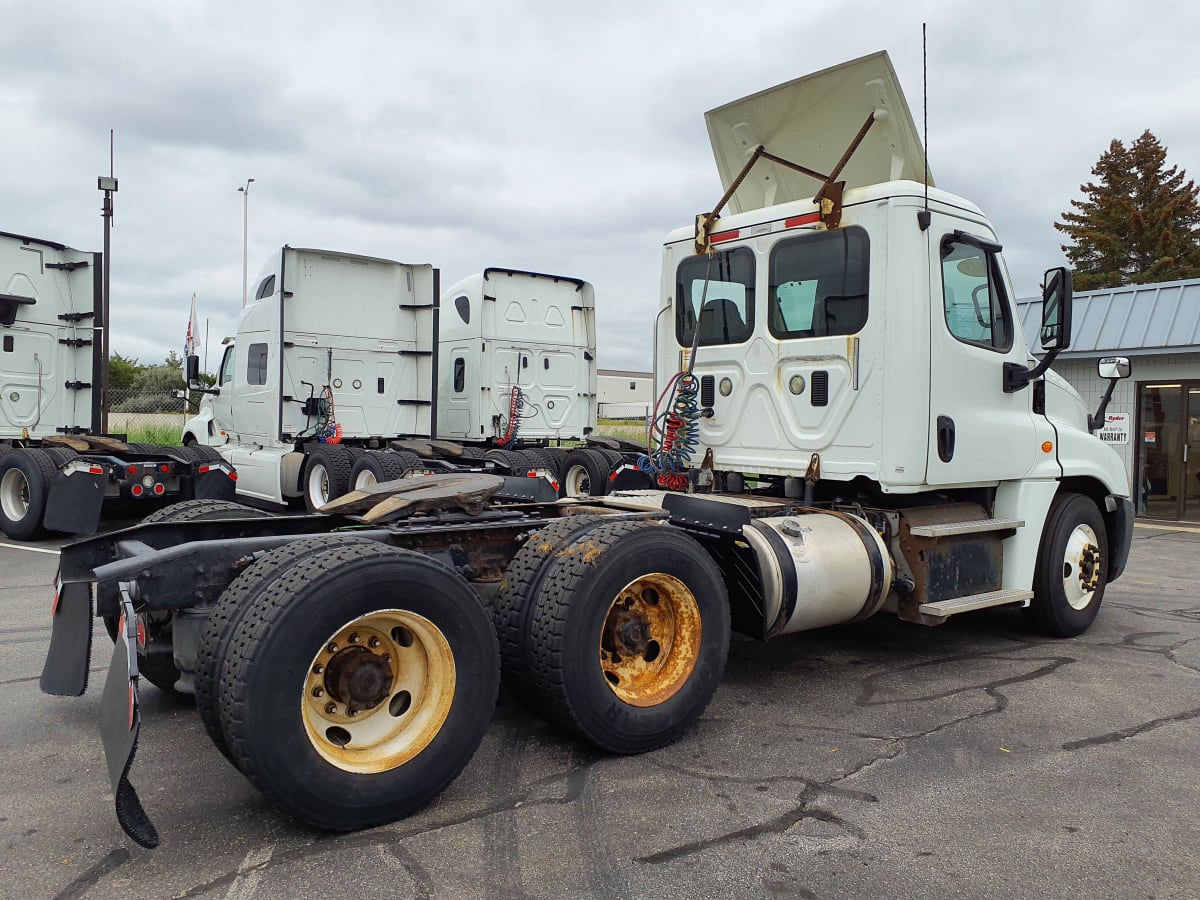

left=926, top=227, right=1037, bottom=485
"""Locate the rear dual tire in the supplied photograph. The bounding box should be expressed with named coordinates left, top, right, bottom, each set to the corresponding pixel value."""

left=501, top=518, right=730, bottom=754
left=215, top=540, right=499, bottom=831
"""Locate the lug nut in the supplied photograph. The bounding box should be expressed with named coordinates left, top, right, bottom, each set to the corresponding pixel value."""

left=324, top=702, right=337, bottom=714
left=349, top=632, right=360, bottom=644
left=368, top=636, right=381, bottom=648
left=382, top=654, right=391, bottom=663
left=327, top=642, right=338, bottom=653
left=312, top=687, right=324, bottom=698
left=347, top=708, right=359, bottom=717
left=312, top=664, right=324, bottom=674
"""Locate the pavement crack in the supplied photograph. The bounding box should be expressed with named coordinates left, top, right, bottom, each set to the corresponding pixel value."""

left=1061, top=706, right=1200, bottom=750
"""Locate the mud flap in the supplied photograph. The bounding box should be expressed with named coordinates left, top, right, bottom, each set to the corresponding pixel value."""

left=193, top=463, right=237, bottom=501
left=44, top=470, right=106, bottom=535
left=39, top=577, right=94, bottom=696
left=99, top=589, right=160, bottom=849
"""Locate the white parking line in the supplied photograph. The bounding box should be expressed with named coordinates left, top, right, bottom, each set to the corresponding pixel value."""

left=0, top=542, right=60, bottom=556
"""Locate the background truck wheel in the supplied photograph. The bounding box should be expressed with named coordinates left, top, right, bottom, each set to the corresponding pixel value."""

left=351, top=451, right=408, bottom=490
left=138, top=498, right=271, bottom=525
left=42, top=447, right=79, bottom=467
left=493, top=514, right=605, bottom=707
left=196, top=535, right=382, bottom=763
left=526, top=519, right=730, bottom=754
left=303, top=446, right=354, bottom=512
left=0, top=448, right=56, bottom=540
left=561, top=448, right=609, bottom=498
left=218, top=542, right=499, bottom=832
left=103, top=499, right=274, bottom=694
left=1026, top=492, right=1109, bottom=637
left=183, top=444, right=224, bottom=463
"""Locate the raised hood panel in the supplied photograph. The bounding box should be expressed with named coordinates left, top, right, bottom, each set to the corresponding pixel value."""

left=705, top=51, right=931, bottom=214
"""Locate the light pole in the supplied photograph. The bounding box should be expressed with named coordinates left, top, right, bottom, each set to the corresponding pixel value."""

left=238, top=178, right=255, bottom=306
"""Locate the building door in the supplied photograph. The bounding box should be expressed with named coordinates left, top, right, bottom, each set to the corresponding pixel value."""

left=1136, top=381, right=1200, bottom=520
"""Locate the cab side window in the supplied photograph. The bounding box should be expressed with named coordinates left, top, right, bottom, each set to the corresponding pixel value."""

left=940, top=237, right=1013, bottom=351
left=246, top=343, right=269, bottom=386
left=218, top=346, right=236, bottom=385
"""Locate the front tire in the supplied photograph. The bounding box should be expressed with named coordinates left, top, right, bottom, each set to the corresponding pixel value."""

left=219, top=541, right=499, bottom=831
left=1027, top=492, right=1108, bottom=637
left=526, top=519, right=730, bottom=753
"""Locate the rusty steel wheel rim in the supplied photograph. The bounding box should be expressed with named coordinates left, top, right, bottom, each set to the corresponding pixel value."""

left=301, top=609, right=456, bottom=773
left=598, top=573, right=702, bottom=707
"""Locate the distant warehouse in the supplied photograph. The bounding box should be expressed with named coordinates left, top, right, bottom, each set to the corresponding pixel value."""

left=1018, top=278, right=1200, bottom=521
left=597, top=368, right=652, bottom=419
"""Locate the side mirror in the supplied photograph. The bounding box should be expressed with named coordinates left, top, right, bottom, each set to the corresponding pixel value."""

left=1040, top=267, right=1073, bottom=351
left=185, top=354, right=200, bottom=384
left=1098, top=356, right=1131, bottom=380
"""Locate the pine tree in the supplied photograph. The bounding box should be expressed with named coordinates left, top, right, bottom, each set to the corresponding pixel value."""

left=1055, top=130, right=1200, bottom=291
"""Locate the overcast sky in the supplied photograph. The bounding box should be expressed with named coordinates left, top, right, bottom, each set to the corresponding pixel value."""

left=3, top=0, right=1199, bottom=373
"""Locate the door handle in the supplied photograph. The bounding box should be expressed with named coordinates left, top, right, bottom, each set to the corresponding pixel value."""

left=937, top=415, right=955, bottom=462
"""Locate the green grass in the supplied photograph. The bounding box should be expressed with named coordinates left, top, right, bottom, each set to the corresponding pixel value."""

left=123, top=424, right=185, bottom=446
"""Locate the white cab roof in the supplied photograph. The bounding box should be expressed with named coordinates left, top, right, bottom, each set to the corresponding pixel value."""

left=705, top=51, right=931, bottom=215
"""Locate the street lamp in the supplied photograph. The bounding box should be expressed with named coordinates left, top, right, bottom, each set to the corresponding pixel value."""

left=238, top=178, right=255, bottom=306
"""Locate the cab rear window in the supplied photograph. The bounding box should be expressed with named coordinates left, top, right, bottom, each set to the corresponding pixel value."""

left=768, top=227, right=869, bottom=338
left=675, top=247, right=755, bottom=346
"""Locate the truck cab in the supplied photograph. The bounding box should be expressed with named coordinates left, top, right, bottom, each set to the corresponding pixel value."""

left=184, top=247, right=436, bottom=504
left=437, top=268, right=597, bottom=445
left=648, top=52, right=1133, bottom=629
left=0, top=231, right=101, bottom=441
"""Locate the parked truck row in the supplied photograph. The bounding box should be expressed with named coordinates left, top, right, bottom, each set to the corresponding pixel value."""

left=182, top=251, right=641, bottom=512
left=40, top=51, right=1134, bottom=849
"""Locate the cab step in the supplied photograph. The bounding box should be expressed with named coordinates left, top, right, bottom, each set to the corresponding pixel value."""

left=908, top=517, right=1024, bottom=538
left=918, top=588, right=1034, bottom=620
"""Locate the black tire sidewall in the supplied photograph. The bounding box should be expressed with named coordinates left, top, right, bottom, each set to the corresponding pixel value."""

left=0, top=450, right=52, bottom=539
left=1032, top=493, right=1108, bottom=637
left=549, top=530, right=729, bottom=752
left=233, top=553, right=498, bottom=829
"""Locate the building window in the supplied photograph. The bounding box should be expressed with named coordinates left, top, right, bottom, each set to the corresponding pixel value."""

left=629, top=381, right=636, bottom=390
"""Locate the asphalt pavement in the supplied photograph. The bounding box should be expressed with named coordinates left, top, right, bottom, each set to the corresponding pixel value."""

left=1, top=521, right=1198, bottom=899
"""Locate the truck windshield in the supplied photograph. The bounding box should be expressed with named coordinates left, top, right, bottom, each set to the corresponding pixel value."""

left=675, top=247, right=755, bottom=346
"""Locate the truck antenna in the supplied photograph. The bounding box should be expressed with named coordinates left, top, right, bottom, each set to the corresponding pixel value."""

left=918, top=24, right=931, bottom=231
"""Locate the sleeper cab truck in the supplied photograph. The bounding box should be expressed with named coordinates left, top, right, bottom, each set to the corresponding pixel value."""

left=0, top=230, right=233, bottom=540
left=183, top=251, right=610, bottom=508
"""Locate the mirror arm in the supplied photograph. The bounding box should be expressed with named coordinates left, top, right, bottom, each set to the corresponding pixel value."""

left=1003, top=345, right=1062, bottom=393
left=1088, top=377, right=1119, bottom=433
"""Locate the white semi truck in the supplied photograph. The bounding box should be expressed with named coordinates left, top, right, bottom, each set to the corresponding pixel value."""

left=181, top=251, right=612, bottom=509
left=0, top=230, right=235, bottom=539
left=41, top=52, right=1133, bottom=850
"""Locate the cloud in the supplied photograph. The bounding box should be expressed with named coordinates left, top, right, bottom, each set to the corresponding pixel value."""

left=4, top=0, right=1200, bottom=374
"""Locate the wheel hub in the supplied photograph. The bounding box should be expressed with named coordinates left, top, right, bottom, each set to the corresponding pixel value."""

left=302, top=610, right=456, bottom=774
left=324, top=645, right=394, bottom=713
left=1079, top=543, right=1101, bottom=591
left=598, top=573, right=702, bottom=707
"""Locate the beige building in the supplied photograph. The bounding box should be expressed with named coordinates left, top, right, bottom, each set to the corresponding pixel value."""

left=1019, top=278, right=1200, bottom=521
left=597, top=368, right=652, bottom=418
